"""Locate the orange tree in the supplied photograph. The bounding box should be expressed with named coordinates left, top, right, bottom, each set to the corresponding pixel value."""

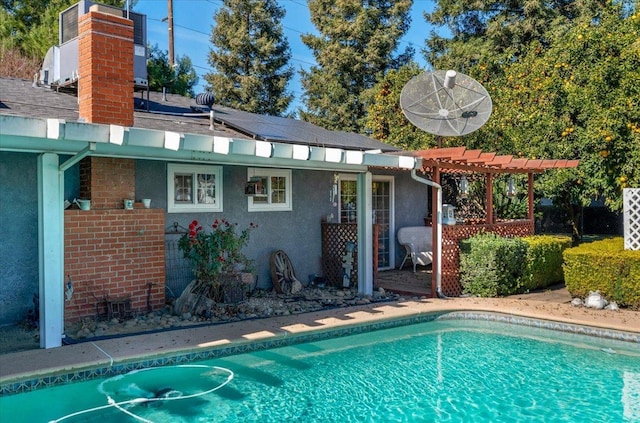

left=487, top=4, right=640, bottom=227
left=366, top=2, right=639, bottom=238
left=362, top=62, right=436, bottom=150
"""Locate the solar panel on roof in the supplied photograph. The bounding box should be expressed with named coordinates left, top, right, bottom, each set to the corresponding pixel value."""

left=209, top=105, right=398, bottom=151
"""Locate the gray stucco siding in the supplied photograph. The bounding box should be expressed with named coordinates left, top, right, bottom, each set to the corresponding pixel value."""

left=135, top=161, right=337, bottom=291
left=0, top=154, right=428, bottom=325
left=0, top=152, right=39, bottom=325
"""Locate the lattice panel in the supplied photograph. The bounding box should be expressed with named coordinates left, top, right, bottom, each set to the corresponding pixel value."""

left=441, top=220, right=535, bottom=296
left=320, top=223, right=380, bottom=288
left=322, top=223, right=359, bottom=287
left=624, top=188, right=640, bottom=250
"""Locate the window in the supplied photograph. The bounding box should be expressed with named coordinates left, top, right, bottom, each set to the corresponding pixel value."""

left=339, top=177, right=358, bottom=223
left=168, top=164, right=223, bottom=213
left=247, top=168, right=292, bottom=212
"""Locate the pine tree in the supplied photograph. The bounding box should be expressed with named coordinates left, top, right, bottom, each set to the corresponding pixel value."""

left=299, top=0, right=412, bottom=133
left=204, top=0, right=293, bottom=116
left=422, top=0, right=608, bottom=73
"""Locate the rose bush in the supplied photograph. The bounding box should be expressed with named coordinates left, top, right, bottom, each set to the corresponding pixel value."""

left=177, top=219, right=257, bottom=304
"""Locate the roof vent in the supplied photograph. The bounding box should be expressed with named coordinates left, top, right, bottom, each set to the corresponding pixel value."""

left=196, top=92, right=215, bottom=108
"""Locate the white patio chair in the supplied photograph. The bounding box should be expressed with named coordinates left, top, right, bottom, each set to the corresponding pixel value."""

left=397, top=226, right=433, bottom=273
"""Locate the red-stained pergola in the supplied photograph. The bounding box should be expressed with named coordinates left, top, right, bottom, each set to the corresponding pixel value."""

left=405, top=147, right=580, bottom=297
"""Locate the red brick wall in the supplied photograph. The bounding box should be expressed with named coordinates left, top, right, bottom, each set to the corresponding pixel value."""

left=78, top=9, right=134, bottom=126
left=64, top=209, right=166, bottom=323
left=80, top=157, right=135, bottom=210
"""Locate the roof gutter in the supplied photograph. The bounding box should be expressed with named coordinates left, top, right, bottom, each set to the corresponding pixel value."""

left=1, top=116, right=417, bottom=172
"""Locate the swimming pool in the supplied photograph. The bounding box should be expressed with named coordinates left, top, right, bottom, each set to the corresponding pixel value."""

left=1, top=318, right=639, bottom=422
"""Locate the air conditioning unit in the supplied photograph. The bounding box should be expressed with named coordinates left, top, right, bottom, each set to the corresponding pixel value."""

left=40, top=0, right=147, bottom=88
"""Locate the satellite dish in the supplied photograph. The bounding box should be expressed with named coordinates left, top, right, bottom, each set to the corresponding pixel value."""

left=400, top=70, right=492, bottom=137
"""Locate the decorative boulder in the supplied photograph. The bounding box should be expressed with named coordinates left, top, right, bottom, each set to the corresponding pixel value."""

left=605, top=302, right=619, bottom=311
left=584, top=290, right=608, bottom=310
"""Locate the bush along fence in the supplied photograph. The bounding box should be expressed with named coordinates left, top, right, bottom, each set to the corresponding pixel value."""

left=563, top=237, right=640, bottom=309
left=459, top=233, right=572, bottom=297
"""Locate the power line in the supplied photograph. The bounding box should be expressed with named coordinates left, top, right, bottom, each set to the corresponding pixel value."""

left=148, top=17, right=316, bottom=67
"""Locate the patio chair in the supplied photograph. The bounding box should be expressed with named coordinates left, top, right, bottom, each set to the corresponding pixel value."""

left=397, top=226, right=433, bottom=273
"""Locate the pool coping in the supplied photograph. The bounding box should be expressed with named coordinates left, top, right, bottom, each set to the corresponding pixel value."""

left=2, top=299, right=639, bottom=396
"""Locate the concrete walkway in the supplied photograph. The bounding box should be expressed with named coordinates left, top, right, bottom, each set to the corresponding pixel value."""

left=1, top=294, right=638, bottom=387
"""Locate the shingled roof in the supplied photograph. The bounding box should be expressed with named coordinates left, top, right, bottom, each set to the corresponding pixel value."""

left=0, top=77, right=399, bottom=153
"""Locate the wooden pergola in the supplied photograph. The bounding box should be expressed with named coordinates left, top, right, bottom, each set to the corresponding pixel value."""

left=407, top=147, right=579, bottom=296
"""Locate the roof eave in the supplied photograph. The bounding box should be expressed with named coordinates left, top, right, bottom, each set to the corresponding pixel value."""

left=0, top=115, right=418, bottom=172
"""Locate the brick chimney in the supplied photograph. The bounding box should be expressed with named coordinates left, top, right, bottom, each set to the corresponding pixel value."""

left=78, top=5, right=134, bottom=127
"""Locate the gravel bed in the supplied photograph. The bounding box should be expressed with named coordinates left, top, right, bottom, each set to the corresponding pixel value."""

left=65, top=286, right=405, bottom=341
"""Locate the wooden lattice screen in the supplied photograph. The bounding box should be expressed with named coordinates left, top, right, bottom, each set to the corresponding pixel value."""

left=321, top=223, right=379, bottom=287
left=441, top=220, right=535, bottom=296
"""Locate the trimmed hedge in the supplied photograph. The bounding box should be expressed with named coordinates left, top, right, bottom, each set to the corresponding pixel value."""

left=520, top=235, right=573, bottom=292
left=460, top=233, right=527, bottom=297
left=460, top=233, right=572, bottom=297
left=563, top=238, right=640, bottom=309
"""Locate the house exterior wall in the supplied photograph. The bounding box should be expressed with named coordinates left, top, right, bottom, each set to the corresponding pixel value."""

left=0, top=152, right=427, bottom=326
left=80, top=157, right=136, bottom=209
left=134, top=160, right=338, bottom=292
left=61, top=156, right=163, bottom=324
left=64, top=209, right=165, bottom=323
left=0, top=152, right=39, bottom=326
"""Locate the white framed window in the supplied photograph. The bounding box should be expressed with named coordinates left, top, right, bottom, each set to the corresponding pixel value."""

left=167, top=164, right=223, bottom=213
left=338, top=174, right=358, bottom=223
left=247, top=168, right=292, bottom=212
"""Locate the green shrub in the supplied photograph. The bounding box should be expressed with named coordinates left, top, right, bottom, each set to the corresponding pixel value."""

left=460, top=233, right=527, bottom=297
left=563, top=238, right=640, bottom=309
left=520, top=235, right=573, bottom=292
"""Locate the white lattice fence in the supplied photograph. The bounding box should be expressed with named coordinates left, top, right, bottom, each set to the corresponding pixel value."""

left=624, top=188, right=640, bottom=250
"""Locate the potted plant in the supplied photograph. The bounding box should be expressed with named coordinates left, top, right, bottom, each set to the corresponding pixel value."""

left=175, top=218, right=257, bottom=314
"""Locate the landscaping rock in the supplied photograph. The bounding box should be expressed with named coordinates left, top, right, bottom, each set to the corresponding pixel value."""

left=63, top=286, right=400, bottom=341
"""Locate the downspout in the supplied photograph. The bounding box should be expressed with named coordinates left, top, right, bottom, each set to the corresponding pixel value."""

left=410, top=169, right=447, bottom=298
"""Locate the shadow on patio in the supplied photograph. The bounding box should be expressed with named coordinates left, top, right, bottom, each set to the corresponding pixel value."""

left=376, top=266, right=433, bottom=297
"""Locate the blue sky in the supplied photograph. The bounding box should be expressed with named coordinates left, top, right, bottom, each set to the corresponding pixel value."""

left=133, top=0, right=443, bottom=113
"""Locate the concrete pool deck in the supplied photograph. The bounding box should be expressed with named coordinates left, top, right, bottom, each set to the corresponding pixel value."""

left=1, top=292, right=639, bottom=389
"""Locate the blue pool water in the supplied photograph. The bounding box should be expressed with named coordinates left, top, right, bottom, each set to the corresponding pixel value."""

left=1, top=320, right=639, bottom=422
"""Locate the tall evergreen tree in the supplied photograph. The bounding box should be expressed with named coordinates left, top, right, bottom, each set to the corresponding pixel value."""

left=299, top=0, right=412, bottom=133
left=205, top=0, right=293, bottom=116
left=422, top=0, right=606, bottom=73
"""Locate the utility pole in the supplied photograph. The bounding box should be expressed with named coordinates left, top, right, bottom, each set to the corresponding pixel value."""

left=168, top=0, right=174, bottom=66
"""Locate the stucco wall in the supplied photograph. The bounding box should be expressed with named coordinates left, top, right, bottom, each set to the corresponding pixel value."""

left=0, top=154, right=427, bottom=325
left=0, top=153, right=39, bottom=326
left=135, top=160, right=338, bottom=292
